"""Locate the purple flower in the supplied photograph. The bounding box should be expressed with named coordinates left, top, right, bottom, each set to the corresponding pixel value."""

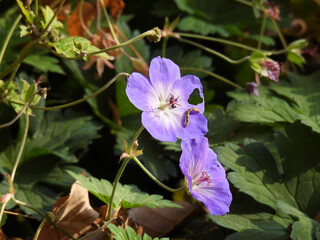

left=260, top=59, right=280, bottom=83
left=179, top=136, right=232, bottom=215
left=126, top=56, right=207, bottom=142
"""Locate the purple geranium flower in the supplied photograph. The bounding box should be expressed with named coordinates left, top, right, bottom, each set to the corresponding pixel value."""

left=179, top=136, right=232, bottom=215
left=126, top=56, right=207, bottom=142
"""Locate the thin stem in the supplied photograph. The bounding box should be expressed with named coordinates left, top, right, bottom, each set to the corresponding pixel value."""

left=106, top=125, right=145, bottom=221
left=79, top=0, right=93, bottom=37
left=271, top=19, right=287, bottom=48
left=100, top=0, right=120, bottom=45
left=0, top=202, right=7, bottom=226
left=0, top=15, right=22, bottom=65
left=176, top=37, right=250, bottom=64
left=22, top=73, right=128, bottom=111
left=106, top=158, right=130, bottom=221
left=257, top=14, right=267, bottom=49
left=132, top=156, right=184, bottom=192
left=33, top=218, right=47, bottom=240
left=2, top=63, right=21, bottom=98
left=10, top=110, right=29, bottom=183
left=180, top=67, right=243, bottom=89
left=0, top=91, right=37, bottom=129
left=41, top=0, right=65, bottom=35
left=234, top=0, right=254, bottom=8
left=0, top=36, right=46, bottom=79
left=174, top=32, right=259, bottom=52
left=96, top=0, right=101, bottom=30
left=162, top=37, right=169, bottom=58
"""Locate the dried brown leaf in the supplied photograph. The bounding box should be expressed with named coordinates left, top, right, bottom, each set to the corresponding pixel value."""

left=67, top=2, right=97, bottom=36
left=37, top=181, right=100, bottom=240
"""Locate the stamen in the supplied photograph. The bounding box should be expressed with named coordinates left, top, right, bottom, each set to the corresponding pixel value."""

left=200, top=171, right=212, bottom=187
left=167, top=94, right=180, bottom=109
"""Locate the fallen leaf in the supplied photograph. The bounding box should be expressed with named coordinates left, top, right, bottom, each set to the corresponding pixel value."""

left=0, top=228, right=7, bottom=240
left=37, top=181, right=100, bottom=240
left=128, top=201, right=201, bottom=238
left=109, top=0, right=125, bottom=20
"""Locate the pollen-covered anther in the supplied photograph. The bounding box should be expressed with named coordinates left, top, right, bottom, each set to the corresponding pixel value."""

left=168, top=94, right=180, bottom=109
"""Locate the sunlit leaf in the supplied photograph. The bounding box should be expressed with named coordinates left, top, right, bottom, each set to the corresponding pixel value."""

left=68, top=171, right=180, bottom=210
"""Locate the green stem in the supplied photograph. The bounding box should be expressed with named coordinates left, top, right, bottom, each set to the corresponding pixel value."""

left=33, top=218, right=46, bottom=240
left=180, top=67, right=243, bottom=89
left=132, top=156, right=184, bottom=192
left=257, top=14, right=267, bottom=49
left=271, top=19, right=287, bottom=48
left=175, top=32, right=259, bottom=52
left=10, top=110, right=29, bottom=183
left=0, top=36, right=46, bottom=79
left=106, top=125, right=145, bottom=221
left=0, top=91, right=38, bottom=129
left=100, top=0, right=120, bottom=45
left=176, top=37, right=250, bottom=64
left=0, top=15, right=22, bottom=65
left=106, top=158, right=130, bottom=221
left=24, top=73, right=128, bottom=111
left=0, top=202, right=7, bottom=226
left=162, top=37, right=169, bottom=58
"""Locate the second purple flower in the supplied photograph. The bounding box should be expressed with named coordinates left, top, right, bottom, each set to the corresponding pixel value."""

left=126, top=56, right=207, bottom=142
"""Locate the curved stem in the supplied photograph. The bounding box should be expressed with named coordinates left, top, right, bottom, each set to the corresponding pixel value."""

left=106, top=125, right=145, bottom=221
left=10, top=110, right=29, bottom=183
left=0, top=15, right=22, bottom=65
left=33, top=218, right=47, bottom=240
left=79, top=0, right=93, bottom=37
left=0, top=91, right=37, bottom=129
left=132, top=156, right=184, bottom=192
left=0, top=202, right=7, bottom=226
left=176, top=37, right=250, bottom=64
left=174, top=32, right=259, bottom=52
left=11, top=73, right=129, bottom=111
left=180, top=67, right=243, bottom=89
left=100, top=0, right=120, bottom=45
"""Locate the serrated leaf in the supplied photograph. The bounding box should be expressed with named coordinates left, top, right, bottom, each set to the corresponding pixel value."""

left=40, top=5, right=63, bottom=30
left=108, top=224, right=169, bottom=240
left=23, top=50, right=65, bottom=74
left=216, top=123, right=320, bottom=215
left=227, top=86, right=297, bottom=124
left=16, top=0, right=34, bottom=24
left=178, top=16, right=229, bottom=37
left=54, top=37, right=111, bottom=60
left=68, top=172, right=180, bottom=210
left=210, top=204, right=291, bottom=240
left=270, top=71, right=320, bottom=133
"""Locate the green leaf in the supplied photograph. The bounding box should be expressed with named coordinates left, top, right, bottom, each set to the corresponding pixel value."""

left=227, top=87, right=297, bottom=124
left=16, top=0, right=34, bottom=24
left=54, top=37, right=111, bottom=60
left=270, top=71, right=320, bottom=133
left=178, top=16, right=229, bottom=36
left=217, top=123, right=320, bottom=215
left=210, top=205, right=291, bottom=240
left=108, top=224, right=169, bottom=240
left=287, top=52, right=305, bottom=67
left=23, top=49, right=65, bottom=74
left=68, top=171, right=180, bottom=210
left=40, top=5, right=63, bottom=30
left=0, top=212, right=6, bottom=227
left=276, top=201, right=320, bottom=240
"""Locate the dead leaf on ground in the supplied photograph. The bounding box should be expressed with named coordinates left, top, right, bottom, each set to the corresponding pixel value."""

left=37, top=181, right=100, bottom=240
left=128, top=201, right=201, bottom=238
left=0, top=228, right=7, bottom=240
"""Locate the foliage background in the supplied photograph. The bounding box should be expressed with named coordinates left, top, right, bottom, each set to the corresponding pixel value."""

left=0, top=0, right=320, bottom=239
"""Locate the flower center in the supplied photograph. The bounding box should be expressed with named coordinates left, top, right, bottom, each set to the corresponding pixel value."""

left=193, top=171, right=212, bottom=187
left=158, top=94, right=180, bottom=111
